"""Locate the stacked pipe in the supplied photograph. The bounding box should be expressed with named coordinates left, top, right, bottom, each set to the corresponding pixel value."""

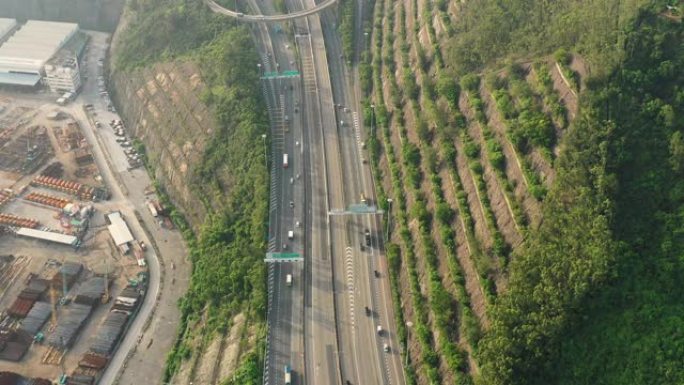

left=24, top=192, right=70, bottom=209
left=0, top=213, right=39, bottom=228
left=0, top=191, right=10, bottom=208
left=112, top=286, right=140, bottom=315
left=31, top=176, right=95, bottom=200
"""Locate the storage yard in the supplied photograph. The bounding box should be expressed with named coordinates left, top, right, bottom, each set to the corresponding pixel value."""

left=0, top=92, right=148, bottom=383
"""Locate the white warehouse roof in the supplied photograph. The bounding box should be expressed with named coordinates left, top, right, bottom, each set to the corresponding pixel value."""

left=0, top=18, right=17, bottom=41
left=0, top=20, right=78, bottom=75
left=107, top=212, right=134, bottom=246
left=16, top=227, right=78, bottom=246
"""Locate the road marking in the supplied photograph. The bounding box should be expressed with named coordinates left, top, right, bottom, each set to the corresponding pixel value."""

left=345, top=247, right=355, bottom=327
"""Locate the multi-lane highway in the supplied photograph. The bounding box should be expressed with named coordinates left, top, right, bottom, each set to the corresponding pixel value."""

left=247, top=5, right=306, bottom=384
left=209, top=0, right=407, bottom=384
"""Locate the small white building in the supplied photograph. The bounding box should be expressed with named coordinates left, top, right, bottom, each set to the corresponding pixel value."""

left=44, top=59, right=81, bottom=93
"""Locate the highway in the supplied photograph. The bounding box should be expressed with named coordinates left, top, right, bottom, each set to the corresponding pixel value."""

left=247, top=2, right=306, bottom=384
left=209, top=0, right=408, bottom=384
left=319, top=8, right=407, bottom=385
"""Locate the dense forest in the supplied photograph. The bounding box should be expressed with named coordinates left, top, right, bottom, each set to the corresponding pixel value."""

left=115, top=0, right=268, bottom=383
left=362, top=0, right=684, bottom=384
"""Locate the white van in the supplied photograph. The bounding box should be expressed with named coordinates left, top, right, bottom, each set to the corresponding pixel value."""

left=286, top=274, right=293, bottom=286
left=288, top=230, right=294, bottom=240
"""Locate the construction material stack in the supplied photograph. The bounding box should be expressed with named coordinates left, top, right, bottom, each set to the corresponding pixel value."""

left=0, top=329, right=31, bottom=361
left=0, top=213, right=39, bottom=228
left=51, top=262, right=82, bottom=294
left=46, top=303, right=92, bottom=349
left=23, top=192, right=70, bottom=209
left=88, top=312, right=127, bottom=356
left=112, top=285, right=140, bottom=314
left=74, top=277, right=106, bottom=306
left=0, top=190, right=11, bottom=208
left=65, top=374, right=95, bottom=385
left=31, top=176, right=95, bottom=201
left=19, top=302, right=51, bottom=337
left=7, top=278, right=48, bottom=318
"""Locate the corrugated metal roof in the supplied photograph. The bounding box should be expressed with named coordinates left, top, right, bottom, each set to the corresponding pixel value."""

left=16, top=227, right=78, bottom=245
left=0, top=72, right=41, bottom=86
left=106, top=212, right=134, bottom=246
left=0, top=20, right=78, bottom=74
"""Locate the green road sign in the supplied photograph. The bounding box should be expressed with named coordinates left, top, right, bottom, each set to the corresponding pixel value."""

left=261, top=71, right=301, bottom=80
left=265, top=252, right=303, bottom=262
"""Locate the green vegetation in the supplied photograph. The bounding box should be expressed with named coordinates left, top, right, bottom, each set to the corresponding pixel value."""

left=364, top=0, right=684, bottom=384
left=338, top=0, right=356, bottom=62
left=474, top=8, right=684, bottom=385
left=114, top=0, right=268, bottom=383
left=445, top=0, right=655, bottom=74
left=530, top=62, right=568, bottom=129
left=220, top=351, right=263, bottom=385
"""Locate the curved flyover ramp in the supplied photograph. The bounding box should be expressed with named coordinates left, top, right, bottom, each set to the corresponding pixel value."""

left=204, top=0, right=339, bottom=21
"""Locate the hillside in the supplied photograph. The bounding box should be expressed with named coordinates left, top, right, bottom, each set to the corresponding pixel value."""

left=361, top=0, right=684, bottom=384
left=109, top=0, right=268, bottom=383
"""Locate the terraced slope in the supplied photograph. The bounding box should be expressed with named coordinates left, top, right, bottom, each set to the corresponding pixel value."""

left=360, top=1, right=684, bottom=385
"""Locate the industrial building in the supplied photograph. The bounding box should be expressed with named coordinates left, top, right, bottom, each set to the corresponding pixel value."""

left=106, top=211, right=134, bottom=254
left=0, top=19, right=85, bottom=91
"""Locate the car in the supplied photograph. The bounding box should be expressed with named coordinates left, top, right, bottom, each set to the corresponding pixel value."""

left=383, top=344, right=390, bottom=353
left=374, top=270, right=380, bottom=278
left=121, top=141, right=132, bottom=148
left=377, top=325, right=383, bottom=335
left=116, top=137, right=126, bottom=143
left=289, top=201, right=294, bottom=208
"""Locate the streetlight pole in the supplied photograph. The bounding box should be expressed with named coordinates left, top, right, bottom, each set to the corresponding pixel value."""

left=262, top=134, right=268, bottom=172
left=370, top=103, right=376, bottom=139
left=386, top=198, right=393, bottom=242
left=405, top=321, right=413, bottom=367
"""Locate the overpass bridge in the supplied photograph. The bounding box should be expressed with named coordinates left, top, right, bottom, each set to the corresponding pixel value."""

left=204, top=0, right=339, bottom=22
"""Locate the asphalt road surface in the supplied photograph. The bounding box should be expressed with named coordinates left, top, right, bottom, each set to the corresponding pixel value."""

left=246, top=1, right=307, bottom=384
left=211, top=0, right=410, bottom=383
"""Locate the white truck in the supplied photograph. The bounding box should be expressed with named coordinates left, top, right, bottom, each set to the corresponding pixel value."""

left=288, top=230, right=294, bottom=240
left=283, top=153, right=289, bottom=168
left=286, top=274, right=293, bottom=287
left=284, top=365, right=292, bottom=384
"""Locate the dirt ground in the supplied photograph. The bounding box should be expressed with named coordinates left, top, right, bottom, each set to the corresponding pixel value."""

left=0, top=91, right=146, bottom=381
